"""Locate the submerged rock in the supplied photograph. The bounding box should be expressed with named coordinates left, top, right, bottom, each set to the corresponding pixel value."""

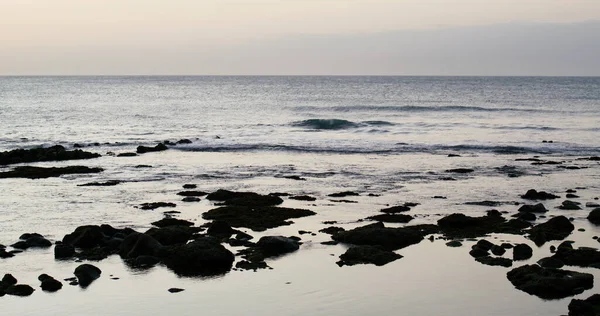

left=0, top=166, right=103, bottom=179
left=559, top=200, right=582, bottom=210
left=0, top=145, right=100, bottom=165
left=206, top=189, right=283, bottom=207
left=78, top=180, right=121, bottom=187
left=151, top=218, right=194, bottom=228
left=521, top=189, right=559, bottom=200
left=202, top=205, right=315, bottom=231
left=475, top=256, right=512, bottom=267
left=506, top=264, right=593, bottom=299
left=138, top=202, right=177, bottom=210
left=366, top=214, right=413, bottom=223
left=337, top=245, right=402, bottom=267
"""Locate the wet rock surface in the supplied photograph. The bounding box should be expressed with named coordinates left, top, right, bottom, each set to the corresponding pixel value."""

left=506, top=264, right=593, bottom=299
left=136, top=143, right=168, bottom=154
left=0, top=166, right=103, bottom=179
left=74, top=264, right=102, bottom=287
left=161, top=237, right=235, bottom=276
left=568, top=294, right=600, bottom=316
left=527, top=216, right=574, bottom=245
left=202, top=205, right=316, bottom=231
left=332, top=222, right=424, bottom=251
left=0, top=145, right=100, bottom=165
left=337, top=245, right=402, bottom=266
left=521, top=189, right=560, bottom=200
left=206, top=189, right=284, bottom=207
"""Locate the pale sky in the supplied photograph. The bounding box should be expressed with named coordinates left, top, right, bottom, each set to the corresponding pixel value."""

left=1, top=0, right=600, bottom=75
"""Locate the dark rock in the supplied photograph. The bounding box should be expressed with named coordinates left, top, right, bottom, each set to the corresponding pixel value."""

left=528, top=216, right=574, bottom=245
left=182, top=197, right=201, bottom=202
left=446, top=240, right=462, bottom=247
left=521, top=189, right=559, bottom=200
left=117, top=152, right=137, bottom=157
left=328, top=191, right=359, bottom=198
left=202, top=205, right=315, bottom=231
left=151, top=218, right=193, bottom=228
left=469, top=247, right=489, bottom=258
left=5, top=284, right=35, bottom=296
left=475, top=256, right=512, bottom=267
left=330, top=199, right=358, bottom=203
left=513, top=243, right=533, bottom=260
left=537, top=257, right=564, bottom=269
left=476, top=239, right=495, bottom=251
left=0, top=249, right=14, bottom=258
left=177, top=139, right=192, bottom=144
left=2, top=274, right=17, bottom=285
left=183, top=184, right=197, bottom=189
left=135, top=164, right=152, bottom=168
left=501, top=243, right=513, bottom=249
left=145, top=226, right=193, bottom=246
left=256, top=236, right=300, bottom=257
left=319, top=226, right=345, bottom=235
left=380, top=205, right=411, bottom=213
left=437, top=212, right=526, bottom=238
left=133, top=255, right=160, bottom=267
left=587, top=203, right=600, bottom=208
left=517, top=212, right=537, bottom=221
left=506, top=264, right=593, bottom=299
left=588, top=208, right=600, bottom=225
left=566, top=194, right=580, bottom=199
left=491, top=245, right=506, bottom=256
left=39, top=275, right=62, bottom=292
left=445, top=168, right=474, bottom=173
left=518, top=203, right=548, bottom=213
left=62, top=225, right=105, bottom=249
left=321, top=241, right=339, bottom=245
left=54, top=244, right=75, bottom=259
left=207, top=221, right=235, bottom=238
left=161, top=237, right=235, bottom=276
left=568, top=294, right=600, bottom=316
left=177, top=191, right=208, bottom=197
left=0, top=145, right=100, bottom=165
left=78, top=180, right=121, bottom=187
left=206, top=189, right=283, bottom=207
left=74, top=264, right=102, bottom=287
left=168, top=288, right=185, bottom=293
left=136, top=143, right=168, bottom=154
left=332, top=222, right=424, bottom=251
left=337, top=245, right=402, bottom=266
left=119, top=233, right=163, bottom=259
left=282, top=175, right=306, bottom=181
left=139, top=202, right=176, bottom=210
left=366, top=214, right=413, bottom=223
left=447, top=154, right=461, bottom=157
left=465, top=201, right=506, bottom=207
left=560, top=200, right=582, bottom=210
left=0, top=166, right=103, bottom=179
left=235, top=260, right=269, bottom=271
left=289, top=195, right=317, bottom=201
left=551, top=246, right=600, bottom=268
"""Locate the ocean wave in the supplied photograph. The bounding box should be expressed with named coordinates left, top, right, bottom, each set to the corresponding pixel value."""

left=292, top=119, right=396, bottom=130
left=293, top=105, right=546, bottom=113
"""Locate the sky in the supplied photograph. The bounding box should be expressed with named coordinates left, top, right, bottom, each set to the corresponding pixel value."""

left=1, top=0, right=599, bottom=75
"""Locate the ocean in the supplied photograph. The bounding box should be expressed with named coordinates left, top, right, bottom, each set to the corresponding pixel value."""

left=0, top=76, right=599, bottom=315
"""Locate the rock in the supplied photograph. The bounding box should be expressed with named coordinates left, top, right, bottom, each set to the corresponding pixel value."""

left=445, top=168, right=474, bottom=173
left=151, top=218, right=194, bottom=228
left=518, top=203, right=548, bottom=213
left=119, top=233, right=163, bottom=259
left=289, top=195, right=317, bottom=201
left=568, top=294, right=600, bottom=316
left=12, top=234, right=52, bottom=249
left=207, top=221, right=235, bottom=238
left=551, top=246, right=600, bottom=268
left=475, top=256, right=512, bottom=267
left=513, top=243, right=533, bottom=260
left=168, top=288, right=185, bottom=293
left=183, top=184, right=197, bottom=189
left=366, top=214, right=413, bottom=223
left=319, top=226, right=345, bottom=235
left=506, top=264, right=593, bottom=299
left=437, top=212, right=527, bottom=238
left=256, top=236, right=300, bottom=257
left=54, top=244, right=75, bottom=259
left=327, top=191, right=360, bottom=198
left=136, top=143, right=168, bottom=154
left=446, top=240, right=462, bottom=247
left=206, top=189, right=283, bottom=207
left=379, top=205, right=411, bottom=213
left=5, top=284, right=35, bottom=296
left=331, top=222, right=424, bottom=251
left=139, top=202, right=176, bottom=210
left=133, top=255, right=160, bottom=267
left=586, top=202, right=600, bottom=208
left=0, top=145, right=100, bottom=165
left=560, top=200, right=582, bottom=210
left=566, top=194, right=580, bottom=199
left=0, top=166, right=103, bottom=179
left=38, top=274, right=62, bottom=292
left=74, top=264, right=102, bottom=287
left=78, top=180, right=121, bottom=187
left=145, top=226, right=193, bottom=246
left=202, top=205, right=315, bottom=231
left=177, top=139, right=192, bottom=144
left=469, top=247, right=489, bottom=258
left=182, top=197, right=201, bottom=202
left=521, top=189, right=559, bottom=200
left=2, top=274, right=17, bottom=285
left=491, top=245, right=506, bottom=256
left=117, top=152, right=137, bottom=157
left=528, top=216, right=574, bottom=245
left=337, top=245, right=402, bottom=266
left=161, top=237, right=235, bottom=276
left=465, top=201, right=506, bottom=207
left=0, top=249, right=14, bottom=258
left=537, top=257, right=564, bottom=269
left=177, top=191, right=208, bottom=197
left=476, top=239, right=495, bottom=251
left=235, top=260, right=269, bottom=271
left=282, top=175, right=306, bottom=181
left=588, top=208, right=600, bottom=224
left=62, top=225, right=105, bottom=249
left=517, top=212, right=537, bottom=221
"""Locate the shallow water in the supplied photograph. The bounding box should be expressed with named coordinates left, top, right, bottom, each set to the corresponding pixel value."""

left=1, top=76, right=600, bottom=315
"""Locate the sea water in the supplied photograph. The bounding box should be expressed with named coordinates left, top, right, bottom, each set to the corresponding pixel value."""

left=0, top=76, right=599, bottom=315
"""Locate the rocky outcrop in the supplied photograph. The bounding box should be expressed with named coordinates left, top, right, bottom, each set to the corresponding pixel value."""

left=337, top=245, right=402, bottom=266
left=0, top=166, right=103, bottom=179
left=256, top=236, right=300, bottom=257
left=206, top=189, right=283, bottom=207
left=506, top=264, right=593, bottom=299
left=521, top=189, right=559, bottom=200
left=568, top=294, right=600, bottom=316
left=202, top=205, right=315, bottom=231
left=587, top=208, right=600, bottom=225
left=527, top=216, right=574, bottom=245
left=332, top=222, right=423, bottom=251
left=74, top=264, right=102, bottom=287
left=38, top=274, right=62, bottom=292
left=161, top=237, right=235, bottom=276
left=0, top=145, right=100, bottom=165
left=136, top=143, right=168, bottom=154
